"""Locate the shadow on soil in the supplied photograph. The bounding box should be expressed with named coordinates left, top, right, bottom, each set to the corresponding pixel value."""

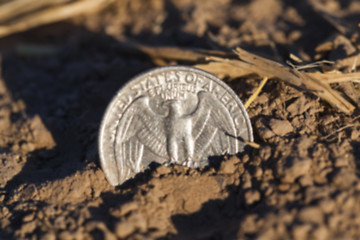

left=0, top=23, right=152, bottom=194
left=0, top=0, right=344, bottom=238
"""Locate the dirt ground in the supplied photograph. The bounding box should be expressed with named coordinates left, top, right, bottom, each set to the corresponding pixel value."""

left=0, top=0, right=360, bottom=239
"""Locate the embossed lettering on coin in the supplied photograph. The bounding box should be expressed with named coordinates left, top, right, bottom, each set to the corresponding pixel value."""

left=99, top=66, right=253, bottom=186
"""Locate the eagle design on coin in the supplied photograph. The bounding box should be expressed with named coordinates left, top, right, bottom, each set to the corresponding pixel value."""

left=99, top=66, right=253, bottom=186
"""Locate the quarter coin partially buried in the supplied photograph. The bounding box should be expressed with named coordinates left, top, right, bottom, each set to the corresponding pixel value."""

left=99, top=66, right=253, bottom=186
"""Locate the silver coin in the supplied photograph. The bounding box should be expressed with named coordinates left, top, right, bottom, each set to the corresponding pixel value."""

left=99, top=66, right=253, bottom=186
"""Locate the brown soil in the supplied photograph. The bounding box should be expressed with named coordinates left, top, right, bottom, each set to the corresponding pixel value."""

left=1, top=0, right=360, bottom=239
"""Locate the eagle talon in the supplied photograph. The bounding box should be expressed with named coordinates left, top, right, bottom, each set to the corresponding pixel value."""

left=191, top=161, right=199, bottom=168
left=181, top=159, right=191, bottom=167
left=187, top=160, right=192, bottom=167
left=181, top=157, right=200, bottom=168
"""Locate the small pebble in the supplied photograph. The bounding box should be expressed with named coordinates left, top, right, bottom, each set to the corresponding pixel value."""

left=292, top=224, right=311, bottom=240
left=115, top=221, right=135, bottom=238
left=269, top=119, right=294, bottom=136
left=254, top=167, right=263, bottom=178
left=245, top=190, right=261, bottom=205
left=319, top=199, right=335, bottom=214
left=277, top=156, right=312, bottom=183
left=298, top=207, right=323, bottom=224
left=311, top=225, right=328, bottom=240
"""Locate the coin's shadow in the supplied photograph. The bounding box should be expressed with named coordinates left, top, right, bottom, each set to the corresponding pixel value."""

left=116, top=162, right=162, bottom=190
left=116, top=155, right=223, bottom=190
left=0, top=23, right=152, bottom=197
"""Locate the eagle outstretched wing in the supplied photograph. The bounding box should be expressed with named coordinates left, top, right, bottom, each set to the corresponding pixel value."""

left=114, top=96, right=167, bottom=184
left=191, top=91, right=237, bottom=160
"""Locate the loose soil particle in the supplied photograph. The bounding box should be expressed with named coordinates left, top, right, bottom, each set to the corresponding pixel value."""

left=269, top=119, right=294, bottom=136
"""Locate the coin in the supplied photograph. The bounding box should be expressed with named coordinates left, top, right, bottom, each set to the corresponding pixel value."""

left=99, top=66, right=253, bottom=186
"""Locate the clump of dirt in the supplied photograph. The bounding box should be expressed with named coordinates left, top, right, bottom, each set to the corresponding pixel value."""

left=0, top=0, right=360, bottom=239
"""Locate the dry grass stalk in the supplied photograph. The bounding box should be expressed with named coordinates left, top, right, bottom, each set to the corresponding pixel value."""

left=115, top=42, right=236, bottom=63
left=0, top=0, right=111, bottom=38
left=204, top=48, right=355, bottom=114
left=308, top=72, right=360, bottom=84
left=0, top=0, right=69, bottom=23
left=245, top=77, right=268, bottom=109
left=244, top=141, right=260, bottom=149
left=116, top=43, right=356, bottom=114
left=321, top=124, right=355, bottom=140
left=194, top=61, right=252, bottom=78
